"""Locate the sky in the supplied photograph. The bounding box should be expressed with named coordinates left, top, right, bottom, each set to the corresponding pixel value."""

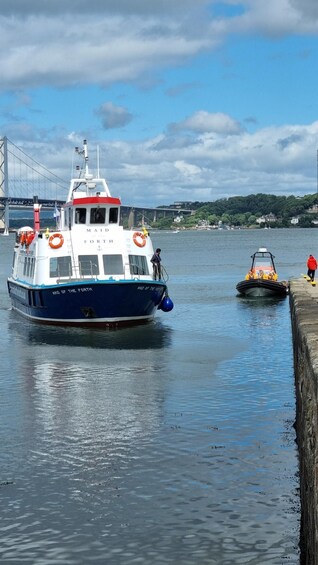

left=1, top=0, right=318, bottom=207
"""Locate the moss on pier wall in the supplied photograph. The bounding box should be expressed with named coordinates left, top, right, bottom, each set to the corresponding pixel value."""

left=289, top=279, right=318, bottom=564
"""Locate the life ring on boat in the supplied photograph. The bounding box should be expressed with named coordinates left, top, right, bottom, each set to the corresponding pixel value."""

left=49, top=233, right=64, bottom=249
left=133, top=231, right=146, bottom=248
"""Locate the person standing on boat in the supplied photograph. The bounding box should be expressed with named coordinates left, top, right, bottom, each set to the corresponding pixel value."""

left=307, top=254, right=318, bottom=281
left=151, top=248, right=162, bottom=280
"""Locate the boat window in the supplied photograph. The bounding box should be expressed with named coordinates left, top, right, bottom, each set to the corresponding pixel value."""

left=75, top=208, right=86, bottom=224
left=24, top=256, right=32, bottom=277
left=79, top=254, right=99, bottom=276
left=18, top=255, right=24, bottom=276
left=128, top=255, right=149, bottom=276
left=90, top=207, right=106, bottom=224
left=30, top=258, right=35, bottom=278
left=255, top=259, right=272, bottom=269
left=50, top=256, right=73, bottom=278
left=30, top=290, right=43, bottom=308
left=109, top=208, right=118, bottom=224
left=34, top=291, right=43, bottom=308
left=102, top=254, right=124, bottom=275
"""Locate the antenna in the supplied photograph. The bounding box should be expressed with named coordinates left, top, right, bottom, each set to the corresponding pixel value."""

left=75, top=140, right=89, bottom=176
left=97, top=145, right=100, bottom=178
left=83, top=139, right=89, bottom=176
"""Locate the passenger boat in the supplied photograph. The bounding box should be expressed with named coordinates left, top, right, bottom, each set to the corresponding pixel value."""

left=236, top=248, right=288, bottom=298
left=7, top=140, right=173, bottom=327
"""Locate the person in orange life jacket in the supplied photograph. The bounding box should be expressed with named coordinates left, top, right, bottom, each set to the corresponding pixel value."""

left=307, top=254, right=318, bottom=281
left=151, top=248, right=162, bottom=280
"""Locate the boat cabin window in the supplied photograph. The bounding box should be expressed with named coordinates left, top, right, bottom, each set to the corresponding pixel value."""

left=30, top=258, right=35, bottom=278
left=129, top=255, right=149, bottom=276
left=23, top=257, right=29, bottom=276
left=90, top=207, right=106, bottom=224
left=79, top=254, right=99, bottom=276
left=255, top=259, right=272, bottom=269
left=103, top=254, right=124, bottom=275
left=23, top=256, right=35, bottom=278
left=75, top=208, right=86, bottom=224
left=50, top=256, right=73, bottom=278
left=64, top=207, right=72, bottom=229
left=109, top=208, right=119, bottom=224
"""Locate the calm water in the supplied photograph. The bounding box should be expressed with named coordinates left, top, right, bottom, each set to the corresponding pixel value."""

left=0, top=228, right=311, bottom=564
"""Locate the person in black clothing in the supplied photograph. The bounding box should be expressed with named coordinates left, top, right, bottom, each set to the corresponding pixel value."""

left=151, top=248, right=162, bottom=280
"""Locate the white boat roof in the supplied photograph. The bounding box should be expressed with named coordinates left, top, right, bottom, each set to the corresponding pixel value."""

left=18, top=225, right=34, bottom=233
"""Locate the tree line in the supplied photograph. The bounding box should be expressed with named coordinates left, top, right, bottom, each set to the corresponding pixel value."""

left=154, top=192, right=318, bottom=229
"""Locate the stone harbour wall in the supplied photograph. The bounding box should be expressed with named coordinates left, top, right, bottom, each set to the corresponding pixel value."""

left=289, top=278, right=318, bottom=564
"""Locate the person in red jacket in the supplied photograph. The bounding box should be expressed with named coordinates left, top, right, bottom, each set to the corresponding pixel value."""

left=307, top=254, right=318, bottom=281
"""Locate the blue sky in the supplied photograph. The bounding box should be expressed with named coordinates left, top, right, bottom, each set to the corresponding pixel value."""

left=1, top=0, right=318, bottom=207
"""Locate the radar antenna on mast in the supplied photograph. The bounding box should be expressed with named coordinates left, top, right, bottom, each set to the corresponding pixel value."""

left=75, top=140, right=89, bottom=176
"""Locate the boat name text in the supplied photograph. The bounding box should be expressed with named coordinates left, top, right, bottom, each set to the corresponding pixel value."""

left=86, top=228, right=110, bottom=233
left=52, top=287, right=93, bottom=295
left=83, top=239, right=114, bottom=244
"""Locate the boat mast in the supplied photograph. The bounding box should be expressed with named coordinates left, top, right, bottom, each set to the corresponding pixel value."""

left=74, top=139, right=90, bottom=179
left=83, top=139, right=89, bottom=176
left=97, top=145, right=100, bottom=178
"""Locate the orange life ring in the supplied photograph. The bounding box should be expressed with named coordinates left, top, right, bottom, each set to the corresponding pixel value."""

left=49, top=233, right=64, bottom=249
left=133, top=231, right=146, bottom=248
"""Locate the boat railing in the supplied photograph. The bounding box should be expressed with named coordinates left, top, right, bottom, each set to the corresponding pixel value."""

left=54, top=261, right=169, bottom=283
left=160, top=265, right=169, bottom=283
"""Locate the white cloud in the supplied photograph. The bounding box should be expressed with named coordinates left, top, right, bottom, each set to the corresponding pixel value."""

left=0, top=15, right=213, bottom=91
left=174, top=160, right=202, bottom=177
left=0, top=1, right=317, bottom=91
left=170, top=111, right=243, bottom=134
left=6, top=119, right=318, bottom=207
left=220, top=0, right=318, bottom=36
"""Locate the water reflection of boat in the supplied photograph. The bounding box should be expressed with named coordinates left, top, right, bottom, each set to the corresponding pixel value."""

left=9, top=313, right=172, bottom=350
left=236, top=248, right=289, bottom=298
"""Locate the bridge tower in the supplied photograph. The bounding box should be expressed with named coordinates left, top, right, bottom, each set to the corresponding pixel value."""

left=0, top=136, right=9, bottom=230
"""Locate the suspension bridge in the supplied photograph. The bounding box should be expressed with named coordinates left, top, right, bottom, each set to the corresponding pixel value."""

left=0, top=137, right=192, bottom=232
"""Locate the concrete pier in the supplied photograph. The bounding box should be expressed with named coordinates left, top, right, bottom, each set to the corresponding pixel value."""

left=289, top=278, right=318, bottom=564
